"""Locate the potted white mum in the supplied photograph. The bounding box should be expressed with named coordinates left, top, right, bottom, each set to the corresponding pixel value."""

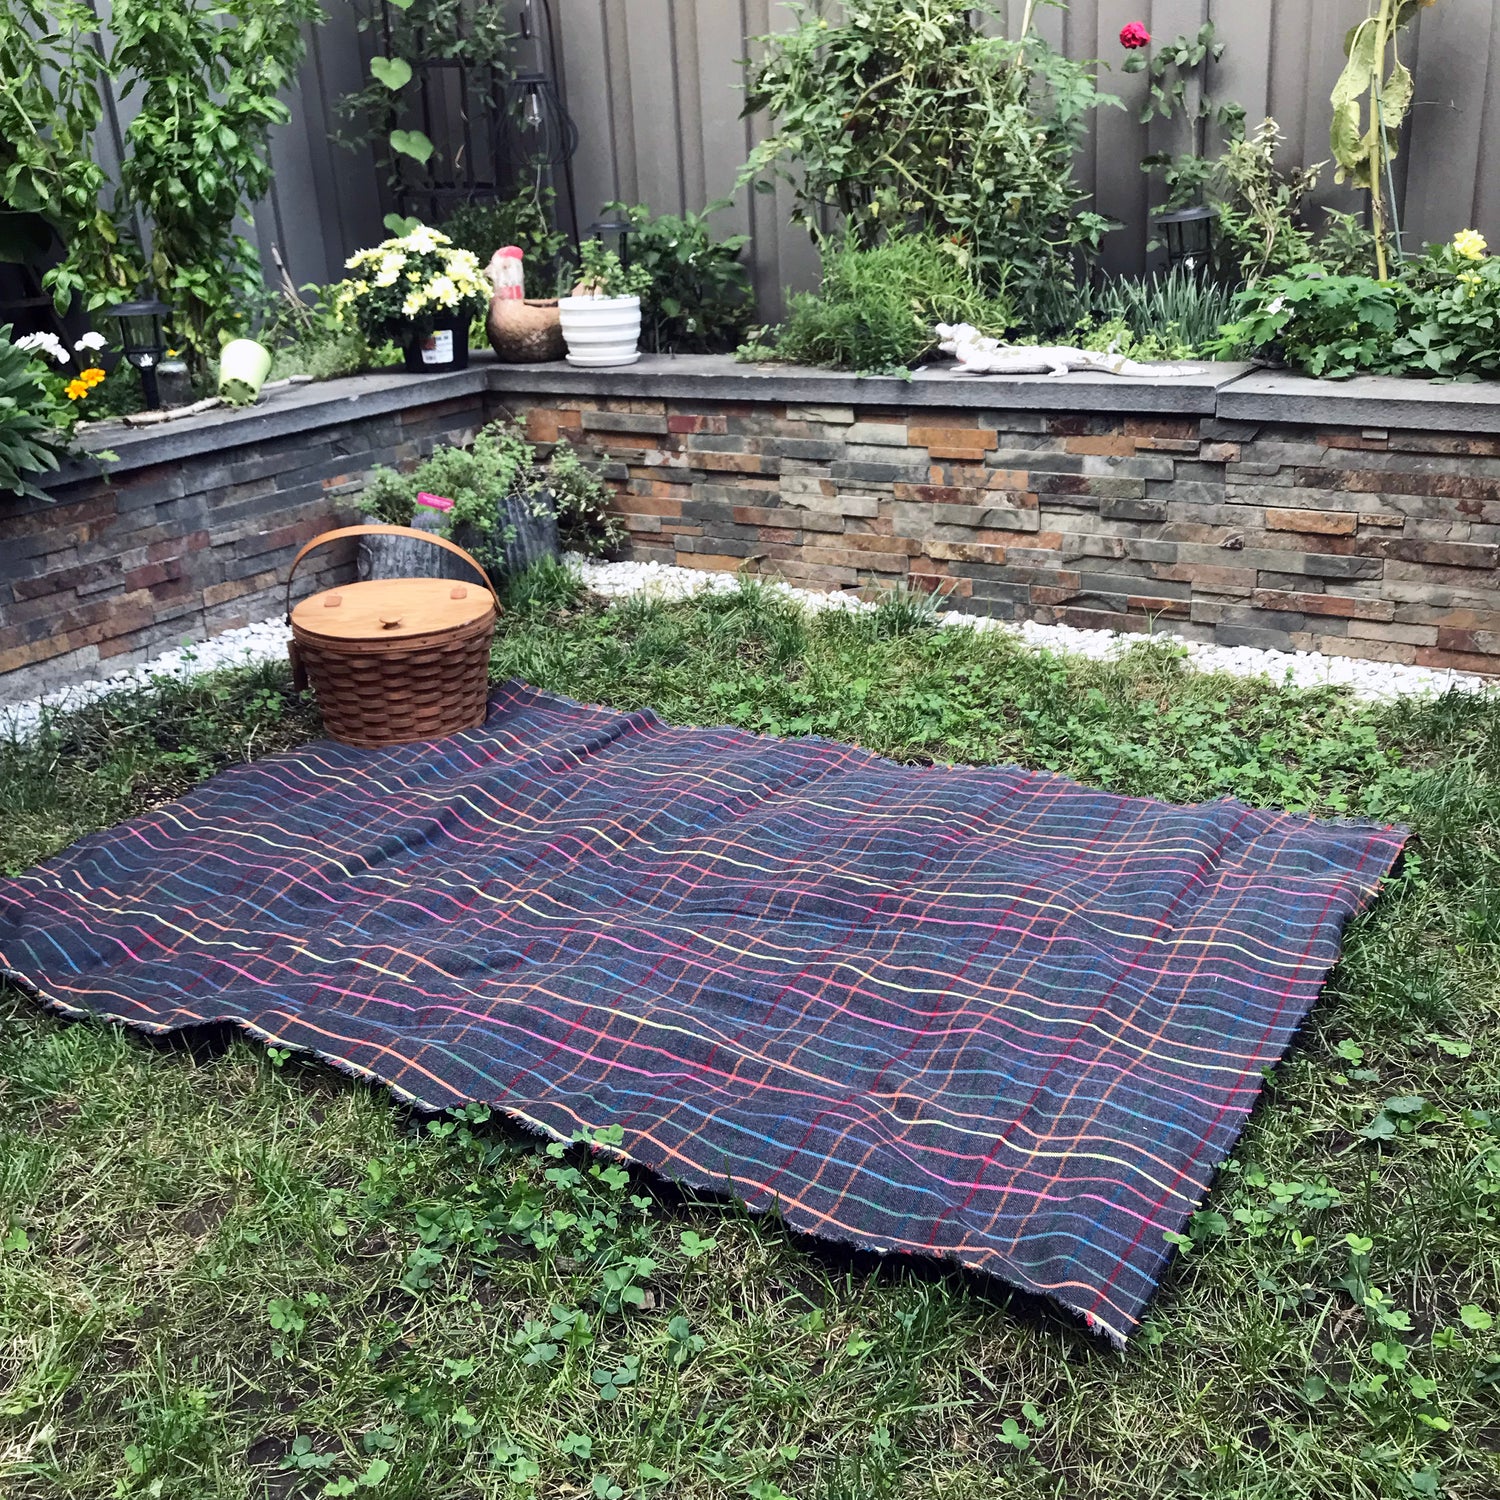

left=334, top=227, right=489, bottom=372
left=559, top=242, right=651, bottom=367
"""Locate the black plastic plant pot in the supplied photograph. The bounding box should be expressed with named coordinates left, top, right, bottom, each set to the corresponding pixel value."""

left=402, top=317, right=470, bottom=374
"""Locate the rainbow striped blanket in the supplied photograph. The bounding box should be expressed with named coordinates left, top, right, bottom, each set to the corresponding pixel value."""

left=0, top=682, right=1403, bottom=1340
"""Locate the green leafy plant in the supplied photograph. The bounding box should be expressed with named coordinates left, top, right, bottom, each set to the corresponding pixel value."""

left=1210, top=121, right=1324, bottom=286
left=1316, top=209, right=1382, bottom=276
left=545, top=442, right=625, bottom=557
left=1331, top=0, right=1438, bottom=279
left=264, top=279, right=400, bottom=382
left=0, top=0, right=139, bottom=312
left=1152, top=117, right=1322, bottom=287
left=1221, top=230, right=1500, bottom=381
left=739, top=0, right=1119, bottom=319
left=571, top=241, right=651, bottom=301
left=109, top=0, right=323, bottom=358
left=599, top=200, right=753, bottom=354
left=438, top=186, right=570, bottom=283
left=1213, top=265, right=1407, bottom=376
left=746, top=233, right=1010, bottom=375
left=1392, top=231, right=1500, bottom=379
left=0, top=328, right=74, bottom=498
left=333, top=227, right=490, bottom=344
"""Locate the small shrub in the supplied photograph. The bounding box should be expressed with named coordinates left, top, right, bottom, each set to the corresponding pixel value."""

left=600, top=199, right=753, bottom=354
left=545, top=443, right=624, bottom=557
left=1393, top=234, right=1500, bottom=380
left=749, top=234, right=1011, bottom=375
left=355, top=420, right=624, bottom=564
left=1314, top=209, right=1380, bottom=277
left=1213, top=265, right=1407, bottom=377
left=739, top=0, right=1117, bottom=320
left=356, top=466, right=420, bottom=527
left=439, top=186, right=569, bottom=289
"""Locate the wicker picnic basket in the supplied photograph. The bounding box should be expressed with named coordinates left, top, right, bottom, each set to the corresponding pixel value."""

left=285, top=525, right=499, bottom=749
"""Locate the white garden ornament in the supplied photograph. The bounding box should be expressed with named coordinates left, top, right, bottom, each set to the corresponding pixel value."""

left=934, top=323, right=1204, bottom=380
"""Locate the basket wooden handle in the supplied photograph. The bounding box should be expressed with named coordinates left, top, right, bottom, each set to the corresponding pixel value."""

left=284, top=525, right=499, bottom=620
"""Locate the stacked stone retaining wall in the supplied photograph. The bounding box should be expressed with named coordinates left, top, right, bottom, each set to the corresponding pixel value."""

left=8, top=355, right=1500, bottom=703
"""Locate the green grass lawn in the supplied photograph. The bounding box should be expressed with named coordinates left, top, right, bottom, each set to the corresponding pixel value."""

left=2, top=572, right=1497, bottom=1500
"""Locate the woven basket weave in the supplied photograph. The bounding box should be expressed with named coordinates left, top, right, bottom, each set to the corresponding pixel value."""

left=286, top=525, right=499, bottom=749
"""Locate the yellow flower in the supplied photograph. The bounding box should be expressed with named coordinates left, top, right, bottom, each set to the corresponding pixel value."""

left=81, top=366, right=106, bottom=388
left=402, top=289, right=428, bottom=318
left=64, top=378, right=89, bottom=400
left=1453, top=229, right=1488, bottom=262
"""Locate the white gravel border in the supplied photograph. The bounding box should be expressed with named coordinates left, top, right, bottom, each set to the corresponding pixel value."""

left=572, top=556, right=1492, bottom=703
left=1, top=553, right=1488, bottom=741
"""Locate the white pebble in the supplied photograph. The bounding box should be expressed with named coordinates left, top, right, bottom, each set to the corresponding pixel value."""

left=568, top=554, right=1492, bottom=705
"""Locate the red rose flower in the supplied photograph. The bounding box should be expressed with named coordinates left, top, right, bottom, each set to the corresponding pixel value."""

left=1120, top=21, right=1150, bottom=49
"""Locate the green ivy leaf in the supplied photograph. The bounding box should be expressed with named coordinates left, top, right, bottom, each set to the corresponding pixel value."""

left=370, top=56, right=412, bottom=91
left=388, top=129, right=434, bottom=165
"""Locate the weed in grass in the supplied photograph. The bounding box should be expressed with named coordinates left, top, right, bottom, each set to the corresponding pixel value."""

left=1, top=576, right=1497, bottom=1498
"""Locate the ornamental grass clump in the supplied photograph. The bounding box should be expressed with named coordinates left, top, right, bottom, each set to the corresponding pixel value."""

left=333, top=227, right=490, bottom=344
left=748, top=234, right=1011, bottom=375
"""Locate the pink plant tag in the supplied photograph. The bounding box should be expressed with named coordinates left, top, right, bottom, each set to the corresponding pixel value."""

left=416, top=492, right=454, bottom=513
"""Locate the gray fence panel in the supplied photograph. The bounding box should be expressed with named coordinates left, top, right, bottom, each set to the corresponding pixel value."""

left=71, top=0, right=1500, bottom=320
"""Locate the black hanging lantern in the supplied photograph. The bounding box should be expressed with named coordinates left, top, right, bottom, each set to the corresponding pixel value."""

left=1155, top=206, right=1218, bottom=275
left=588, top=217, right=634, bottom=274
left=502, top=69, right=579, bottom=174
left=104, top=297, right=170, bottom=409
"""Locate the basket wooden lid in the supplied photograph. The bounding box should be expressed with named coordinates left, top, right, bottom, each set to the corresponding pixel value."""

left=291, top=578, right=495, bottom=644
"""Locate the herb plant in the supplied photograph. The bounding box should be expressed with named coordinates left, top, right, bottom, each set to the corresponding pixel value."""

left=571, top=242, right=651, bottom=302
left=599, top=201, right=753, bottom=354
left=1213, top=265, right=1407, bottom=377
left=747, top=233, right=1011, bottom=375
left=545, top=443, right=625, bottom=557
left=739, top=0, right=1119, bottom=320
left=355, top=419, right=623, bottom=565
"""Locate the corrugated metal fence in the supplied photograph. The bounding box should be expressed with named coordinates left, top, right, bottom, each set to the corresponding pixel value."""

left=234, top=0, right=1500, bottom=314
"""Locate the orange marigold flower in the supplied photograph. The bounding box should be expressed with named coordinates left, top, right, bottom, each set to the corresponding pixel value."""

left=65, top=378, right=89, bottom=400
left=81, top=366, right=107, bottom=387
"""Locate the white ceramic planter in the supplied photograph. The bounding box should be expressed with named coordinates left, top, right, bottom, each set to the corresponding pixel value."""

left=558, top=294, right=641, bottom=367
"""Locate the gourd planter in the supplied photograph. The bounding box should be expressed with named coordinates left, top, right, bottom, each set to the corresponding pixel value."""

left=359, top=490, right=560, bottom=583
left=402, top=315, right=470, bottom=373
left=559, top=294, right=641, bottom=367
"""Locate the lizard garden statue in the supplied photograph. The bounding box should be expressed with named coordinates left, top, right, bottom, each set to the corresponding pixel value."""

left=935, top=323, right=1206, bottom=380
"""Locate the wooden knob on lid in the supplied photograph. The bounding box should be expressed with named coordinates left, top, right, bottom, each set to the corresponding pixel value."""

left=323, top=594, right=343, bottom=608
left=450, top=586, right=468, bottom=599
